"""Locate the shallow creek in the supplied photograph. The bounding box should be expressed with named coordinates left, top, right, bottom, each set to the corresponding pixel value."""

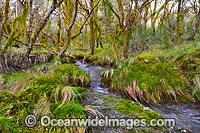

left=75, top=61, right=200, bottom=132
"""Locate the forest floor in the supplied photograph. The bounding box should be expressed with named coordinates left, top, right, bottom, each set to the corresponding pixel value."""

left=0, top=41, right=199, bottom=132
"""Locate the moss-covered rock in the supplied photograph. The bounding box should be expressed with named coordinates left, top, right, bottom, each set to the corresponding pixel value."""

left=114, top=100, right=143, bottom=116
left=114, top=100, right=164, bottom=129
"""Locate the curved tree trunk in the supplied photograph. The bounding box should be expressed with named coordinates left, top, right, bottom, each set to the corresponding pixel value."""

left=26, top=0, right=58, bottom=57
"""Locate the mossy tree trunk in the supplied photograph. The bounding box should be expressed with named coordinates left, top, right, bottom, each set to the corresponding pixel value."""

left=0, top=0, right=10, bottom=46
left=117, top=0, right=124, bottom=29
left=26, top=0, right=60, bottom=57
left=151, top=0, right=157, bottom=32
left=176, top=0, right=182, bottom=44
left=56, top=7, right=61, bottom=52
left=143, top=1, right=149, bottom=31
left=89, top=0, right=95, bottom=55
left=59, top=0, right=78, bottom=57
left=188, top=9, right=200, bottom=40
left=123, top=0, right=136, bottom=59
left=26, top=0, right=33, bottom=44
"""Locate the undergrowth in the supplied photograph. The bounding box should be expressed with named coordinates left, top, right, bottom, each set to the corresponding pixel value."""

left=102, top=53, right=194, bottom=104
left=0, top=62, right=90, bottom=132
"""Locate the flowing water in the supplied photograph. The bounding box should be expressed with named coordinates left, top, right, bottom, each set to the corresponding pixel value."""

left=75, top=61, right=200, bottom=132
left=150, top=103, right=200, bottom=132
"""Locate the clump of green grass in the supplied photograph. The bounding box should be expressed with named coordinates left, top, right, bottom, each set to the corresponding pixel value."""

left=0, top=62, right=90, bottom=132
left=174, top=48, right=200, bottom=72
left=2, top=72, right=40, bottom=94
left=173, top=48, right=200, bottom=101
left=53, top=102, right=87, bottom=119
left=101, top=69, right=114, bottom=86
left=52, top=64, right=90, bottom=87
left=110, top=54, right=192, bottom=104
left=192, top=75, right=200, bottom=100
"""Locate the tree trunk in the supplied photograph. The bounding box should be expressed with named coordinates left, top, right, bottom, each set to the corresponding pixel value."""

left=89, top=0, right=95, bottom=55
left=176, top=0, right=182, bottom=43
left=0, top=0, right=10, bottom=45
left=26, top=0, right=33, bottom=44
left=151, top=0, right=157, bottom=32
left=188, top=10, right=200, bottom=40
left=26, top=0, right=58, bottom=57
left=59, top=0, right=78, bottom=57
left=117, top=0, right=124, bottom=28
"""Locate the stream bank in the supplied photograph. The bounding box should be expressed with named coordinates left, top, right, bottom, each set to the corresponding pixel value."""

left=76, top=61, right=200, bottom=132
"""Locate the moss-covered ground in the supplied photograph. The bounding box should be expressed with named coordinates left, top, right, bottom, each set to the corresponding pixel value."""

left=0, top=58, right=90, bottom=132
left=0, top=44, right=198, bottom=132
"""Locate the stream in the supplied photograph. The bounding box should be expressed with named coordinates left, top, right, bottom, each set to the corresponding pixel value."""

left=75, top=61, right=200, bottom=132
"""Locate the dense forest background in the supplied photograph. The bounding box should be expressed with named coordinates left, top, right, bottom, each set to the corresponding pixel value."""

left=0, top=0, right=200, bottom=132
left=0, top=0, right=199, bottom=61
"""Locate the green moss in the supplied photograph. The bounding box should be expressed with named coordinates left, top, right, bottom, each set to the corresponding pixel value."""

left=52, top=63, right=90, bottom=87
left=91, top=93, right=102, bottom=97
left=103, top=95, right=120, bottom=103
left=72, top=50, right=89, bottom=59
left=114, top=100, right=164, bottom=127
left=0, top=115, right=39, bottom=133
left=137, top=110, right=163, bottom=124
left=71, top=87, right=88, bottom=93
left=114, top=100, right=143, bottom=116
left=53, top=102, right=87, bottom=119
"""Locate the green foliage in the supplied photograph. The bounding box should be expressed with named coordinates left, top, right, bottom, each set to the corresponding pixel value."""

left=0, top=116, right=15, bottom=133
left=2, top=2, right=28, bottom=52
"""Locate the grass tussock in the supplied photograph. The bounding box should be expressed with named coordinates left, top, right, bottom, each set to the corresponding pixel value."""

left=0, top=62, right=90, bottom=132
left=102, top=54, right=192, bottom=104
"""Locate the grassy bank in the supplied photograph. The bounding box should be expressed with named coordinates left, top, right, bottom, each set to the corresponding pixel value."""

left=100, top=44, right=200, bottom=104
left=0, top=59, right=90, bottom=132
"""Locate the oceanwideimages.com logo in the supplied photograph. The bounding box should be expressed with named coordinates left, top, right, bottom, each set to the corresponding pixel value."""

left=25, top=115, right=176, bottom=129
